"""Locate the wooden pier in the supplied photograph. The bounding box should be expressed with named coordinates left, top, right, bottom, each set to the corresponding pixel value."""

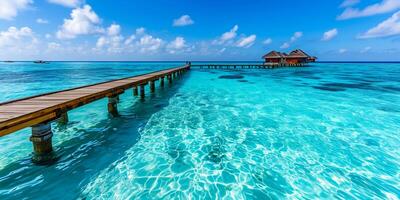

left=191, top=63, right=305, bottom=69
left=0, top=65, right=190, bottom=164
left=0, top=61, right=307, bottom=165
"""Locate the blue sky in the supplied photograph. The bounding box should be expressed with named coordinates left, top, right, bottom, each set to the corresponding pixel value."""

left=0, top=0, right=400, bottom=61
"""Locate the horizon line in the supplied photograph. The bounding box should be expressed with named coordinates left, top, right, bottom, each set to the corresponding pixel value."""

left=2, top=60, right=400, bottom=63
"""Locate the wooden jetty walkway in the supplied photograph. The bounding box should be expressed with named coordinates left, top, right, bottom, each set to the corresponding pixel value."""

left=0, top=61, right=308, bottom=165
left=0, top=65, right=190, bottom=164
left=191, top=63, right=305, bottom=69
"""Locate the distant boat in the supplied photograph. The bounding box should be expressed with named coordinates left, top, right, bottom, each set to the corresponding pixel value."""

left=33, top=60, right=49, bottom=64
left=4, top=61, right=14, bottom=63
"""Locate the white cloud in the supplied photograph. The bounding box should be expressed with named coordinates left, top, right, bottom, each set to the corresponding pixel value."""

left=236, top=34, right=256, bottom=48
left=263, top=38, right=272, bottom=45
left=107, top=24, right=121, bottom=36
left=96, top=37, right=106, bottom=48
left=0, top=26, right=35, bottom=47
left=338, top=0, right=400, bottom=20
left=0, top=0, right=32, bottom=20
left=359, top=11, right=400, bottom=38
left=135, top=27, right=145, bottom=35
left=361, top=46, right=372, bottom=53
left=290, top=31, right=303, bottom=42
left=218, top=48, right=226, bottom=54
left=340, top=0, right=360, bottom=8
left=167, top=37, right=186, bottom=49
left=280, top=42, right=290, bottom=49
left=137, top=35, right=163, bottom=53
left=0, top=27, right=40, bottom=59
left=212, top=25, right=257, bottom=50
left=48, top=0, right=82, bottom=8
left=94, top=26, right=166, bottom=54
left=124, top=35, right=136, bottom=45
left=339, top=48, right=348, bottom=53
left=173, top=15, right=194, bottom=27
left=167, top=37, right=189, bottom=53
left=48, top=42, right=61, bottom=50
left=280, top=31, right=303, bottom=49
left=322, top=28, right=338, bottom=41
left=213, top=25, right=239, bottom=45
left=222, top=25, right=239, bottom=41
left=36, top=18, right=49, bottom=24
left=122, top=28, right=163, bottom=53
left=95, top=24, right=124, bottom=53
left=57, top=5, right=103, bottom=39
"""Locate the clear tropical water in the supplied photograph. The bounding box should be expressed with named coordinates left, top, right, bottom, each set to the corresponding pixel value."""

left=0, top=62, right=399, bottom=199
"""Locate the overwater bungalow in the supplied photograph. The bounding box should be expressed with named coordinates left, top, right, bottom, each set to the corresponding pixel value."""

left=308, top=56, right=317, bottom=62
left=286, top=49, right=310, bottom=64
left=262, top=51, right=287, bottom=63
left=262, top=49, right=316, bottom=64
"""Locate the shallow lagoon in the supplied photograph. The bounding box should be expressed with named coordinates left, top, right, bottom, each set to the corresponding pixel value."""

left=0, top=62, right=399, bottom=199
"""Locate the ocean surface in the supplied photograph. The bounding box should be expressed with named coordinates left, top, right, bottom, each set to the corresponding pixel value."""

left=0, top=62, right=399, bottom=199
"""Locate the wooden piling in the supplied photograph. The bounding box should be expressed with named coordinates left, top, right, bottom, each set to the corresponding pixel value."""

left=107, top=95, right=119, bottom=117
left=57, top=111, right=68, bottom=125
left=160, top=77, right=165, bottom=87
left=168, top=74, right=172, bottom=84
left=150, top=80, right=156, bottom=93
left=140, top=84, right=146, bottom=99
left=30, top=122, right=54, bottom=164
left=133, top=86, right=138, bottom=96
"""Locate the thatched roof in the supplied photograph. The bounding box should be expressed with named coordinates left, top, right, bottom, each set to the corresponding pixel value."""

left=287, top=49, right=310, bottom=58
left=262, top=51, right=286, bottom=59
left=263, top=49, right=314, bottom=60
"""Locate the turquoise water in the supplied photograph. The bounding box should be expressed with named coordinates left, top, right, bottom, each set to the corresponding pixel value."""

left=0, top=62, right=399, bottom=199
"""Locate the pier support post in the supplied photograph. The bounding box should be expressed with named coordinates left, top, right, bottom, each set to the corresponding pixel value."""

left=133, top=86, right=138, bottom=96
left=30, top=122, right=54, bottom=164
left=140, top=84, right=146, bottom=99
left=160, top=77, right=165, bottom=87
left=150, top=80, right=156, bottom=93
left=57, top=111, right=69, bottom=125
left=168, top=74, right=172, bottom=84
left=108, top=95, right=119, bottom=117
